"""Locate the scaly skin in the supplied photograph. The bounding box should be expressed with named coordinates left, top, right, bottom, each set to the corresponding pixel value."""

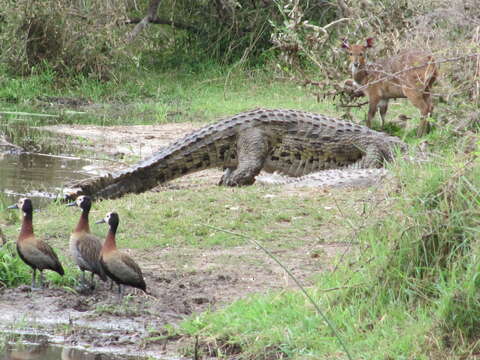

left=255, top=168, right=389, bottom=188
left=66, top=108, right=406, bottom=200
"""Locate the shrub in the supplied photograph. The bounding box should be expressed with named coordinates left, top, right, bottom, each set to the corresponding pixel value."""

left=0, top=0, right=129, bottom=79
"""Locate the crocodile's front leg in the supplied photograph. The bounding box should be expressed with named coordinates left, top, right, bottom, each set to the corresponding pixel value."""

left=219, top=128, right=269, bottom=186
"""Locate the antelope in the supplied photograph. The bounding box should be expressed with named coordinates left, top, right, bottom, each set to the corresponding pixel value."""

left=342, top=38, right=438, bottom=136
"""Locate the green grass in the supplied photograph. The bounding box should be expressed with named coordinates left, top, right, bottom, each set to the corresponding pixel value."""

left=2, top=185, right=333, bottom=251
left=0, top=65, right=338, bottom=128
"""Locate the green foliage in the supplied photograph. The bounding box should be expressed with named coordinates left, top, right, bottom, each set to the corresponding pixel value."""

left=364, top=155, right=478, bottom=299
left=0, top=0, right=128, bottom=78
left=150, top=0, right=337, bottom=66
left=0, top=65, right=336, bottom=130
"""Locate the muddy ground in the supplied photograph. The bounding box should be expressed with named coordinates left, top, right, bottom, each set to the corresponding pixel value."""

left=1, top=123, right=383, bottom=359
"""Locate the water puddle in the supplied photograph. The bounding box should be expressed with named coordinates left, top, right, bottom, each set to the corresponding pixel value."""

left=0, top=120, right=198, bottom=205
left=1, top=332, right=147, bottom=360
left=0, top=151, right=108, bottom=206
left=0, top=122, right=116, bottom=205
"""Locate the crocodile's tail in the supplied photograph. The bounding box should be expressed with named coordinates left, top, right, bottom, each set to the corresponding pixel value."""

left=256, top=169, right=389, bottom=188
left=65, top=125, right=238, bottom=200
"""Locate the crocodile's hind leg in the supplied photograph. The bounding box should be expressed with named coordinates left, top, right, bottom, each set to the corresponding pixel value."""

left=219, top=128, right=269, bottom=186
left=350, top=144, right=384, bottom=169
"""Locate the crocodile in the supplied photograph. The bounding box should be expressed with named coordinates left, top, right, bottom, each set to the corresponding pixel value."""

left=65, top=108, right=406, bottom=200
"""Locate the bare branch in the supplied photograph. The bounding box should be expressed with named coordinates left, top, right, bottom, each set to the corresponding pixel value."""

left=126, top=0, right=162, bottom=42
left=339, top=101, right=369, bottom=108
left=124, top=17, right=200, bottom=34
left=336, top=0, right=352, bottom=17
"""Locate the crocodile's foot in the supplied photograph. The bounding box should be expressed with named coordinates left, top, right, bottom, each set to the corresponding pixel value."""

left=218, top=168, right=257, bottom=186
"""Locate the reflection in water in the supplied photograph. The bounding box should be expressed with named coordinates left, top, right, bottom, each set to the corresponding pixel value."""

left=3, top=342, right=141, bottom=360
left=0, top=152, right=106, bottom=206
left=61, top=347, right=119, bottom=360
left=4, top=342, right=48, bottom=359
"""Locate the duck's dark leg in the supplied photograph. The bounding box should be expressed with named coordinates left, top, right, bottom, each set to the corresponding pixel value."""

left=31, top=269, right=37, bottom=289
left=117, top=284, right=124, bottom=300
left=90, top=272, right=96, bottom=290
left=39, top=270, right=45, bottom=289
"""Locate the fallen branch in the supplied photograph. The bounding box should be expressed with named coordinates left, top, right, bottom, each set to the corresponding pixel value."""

left=29, top=152, right=128, bottom=165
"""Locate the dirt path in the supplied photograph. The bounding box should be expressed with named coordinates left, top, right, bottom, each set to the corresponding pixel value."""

left=1, top=123, right=376, bottom=359
left=42, top=123, right=202, bottom=158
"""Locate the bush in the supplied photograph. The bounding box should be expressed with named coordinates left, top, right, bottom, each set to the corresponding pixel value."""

left=0, top=0, right=129, bottom=79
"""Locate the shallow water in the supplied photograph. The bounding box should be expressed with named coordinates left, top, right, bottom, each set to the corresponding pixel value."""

left=0, top=331, right=170, bottom=360
left=3, top=343, right=134, bottom=360
left=0, top=151, right=106, bottom=206
left=3, top=340, right=144, bottom=360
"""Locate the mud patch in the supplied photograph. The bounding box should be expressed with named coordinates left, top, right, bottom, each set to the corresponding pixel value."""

left=40, top=123, right=202, bottom=159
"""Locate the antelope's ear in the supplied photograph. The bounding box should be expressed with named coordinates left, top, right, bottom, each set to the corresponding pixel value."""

left=365, top=37, right=374, bottom=48
left=341, top=38, right=350, bottom=49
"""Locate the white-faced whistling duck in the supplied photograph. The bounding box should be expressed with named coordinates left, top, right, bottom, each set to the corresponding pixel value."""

left=8, top=198, right=64, bottom=289
left=67, top=195, right=107, bottom=289
left=96, top=212, right=146, bottom=298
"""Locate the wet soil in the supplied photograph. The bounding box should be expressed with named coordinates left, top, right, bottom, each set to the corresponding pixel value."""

left=0, top=122, right=381, bottom=359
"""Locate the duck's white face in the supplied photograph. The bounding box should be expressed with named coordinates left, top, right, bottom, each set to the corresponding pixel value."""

left=18, top=198, right=27, bottom=208
left=104, top=211, right=118, bottom=225
left=104, top=212, right=114, bottom=223
left=18, top=198, right=32, bottom=214
left=8, top=197, right=31, bottom=213
left=76, top=195, right=87, bottom=207
left=103, top=211, right=120, bottom=227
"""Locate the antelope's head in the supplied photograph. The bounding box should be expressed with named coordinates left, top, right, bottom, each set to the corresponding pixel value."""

left=341, top=38, right=374, bottom=74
